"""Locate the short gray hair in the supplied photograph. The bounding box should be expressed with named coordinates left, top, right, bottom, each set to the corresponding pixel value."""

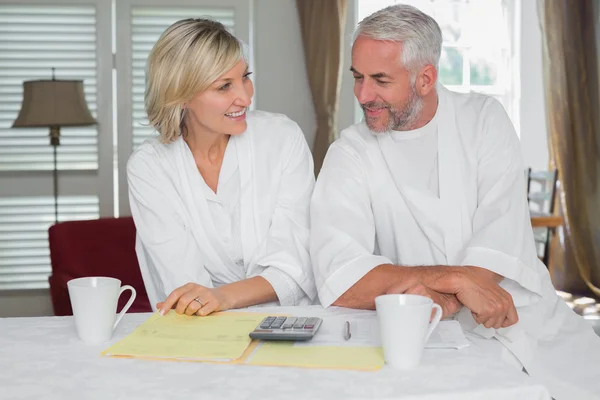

left=353, top=4, right=442, bottom=74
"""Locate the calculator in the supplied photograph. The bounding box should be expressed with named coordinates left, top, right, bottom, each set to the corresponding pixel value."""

left=249, top=316, right=323, bottom=341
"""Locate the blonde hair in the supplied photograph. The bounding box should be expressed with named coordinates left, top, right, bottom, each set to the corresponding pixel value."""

left=145, top=18, right=243, bottom=143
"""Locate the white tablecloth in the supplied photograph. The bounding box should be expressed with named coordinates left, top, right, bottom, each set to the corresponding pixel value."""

left=0, top=306, right=550, bottom=400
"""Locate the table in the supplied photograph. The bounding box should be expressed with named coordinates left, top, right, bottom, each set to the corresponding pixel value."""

left=531, top=215, right=564, bottom=228
left=0, top=306, right=551, bottom=400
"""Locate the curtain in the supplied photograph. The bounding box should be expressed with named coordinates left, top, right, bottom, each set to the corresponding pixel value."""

left=296, top=0, right=348, bottom=175
left=538, top=0, right=600, bottom=296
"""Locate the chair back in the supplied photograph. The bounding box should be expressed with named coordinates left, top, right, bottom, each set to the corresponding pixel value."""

left=48, top=217, right=151, bottom=316
left=526, top=168, right=559, bottom=266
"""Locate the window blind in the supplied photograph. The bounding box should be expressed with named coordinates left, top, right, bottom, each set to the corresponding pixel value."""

left=0, top=196, right=99, bottom=290
left=0, top=4, right=98, bottom=171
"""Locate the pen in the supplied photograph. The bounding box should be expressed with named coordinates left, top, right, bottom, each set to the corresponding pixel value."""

left=344, top=320, right=351, bottom=341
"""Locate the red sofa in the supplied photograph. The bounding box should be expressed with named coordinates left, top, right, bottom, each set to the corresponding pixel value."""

left=48, top=217, right=152, bottom=316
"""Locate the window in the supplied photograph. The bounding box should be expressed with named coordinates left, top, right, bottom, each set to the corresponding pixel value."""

left=0, top=0, right=250, bottom=290
left=0, top=0, right=110, bottom=290
left=356, top=0, right=519, bottom=130
left=0, top=197, right=99, bottom=289
left=0, top=3, right=99, bottom=171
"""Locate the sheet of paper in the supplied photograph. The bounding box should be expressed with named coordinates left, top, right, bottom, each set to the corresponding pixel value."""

left=248, top=342, right=384, bottom=371
left=294, top=316, right=470, bottom=349
left=294, top=315, right=379, bottom=347
left=426, top=320, right=470, bottom=349
left=103, top=311, right=268, bottom=361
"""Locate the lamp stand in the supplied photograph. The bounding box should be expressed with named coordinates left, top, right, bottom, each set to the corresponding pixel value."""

left=50, top=126, right=60, bottom=225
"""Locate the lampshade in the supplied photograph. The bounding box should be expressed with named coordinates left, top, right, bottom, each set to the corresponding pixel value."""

left=12, top=80, right=97, bottom=128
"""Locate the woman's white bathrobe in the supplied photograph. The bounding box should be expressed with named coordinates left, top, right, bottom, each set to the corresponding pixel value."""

left=311, top=86, right=600, bottom=400
left=128, top=111, right=317, bottom=309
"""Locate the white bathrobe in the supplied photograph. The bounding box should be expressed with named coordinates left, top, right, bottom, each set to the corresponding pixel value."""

left=128, top=111, right=317, bottom=309
left=311, top=86, right=600, bottom=400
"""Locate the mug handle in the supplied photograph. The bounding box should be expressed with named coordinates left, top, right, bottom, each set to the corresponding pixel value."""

left=113, top=285, right=137, bottom=331
left=424, top=303, right=443, bottom=343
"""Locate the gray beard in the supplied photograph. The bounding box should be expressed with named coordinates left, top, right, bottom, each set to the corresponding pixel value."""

left=362, top=86, right=423, bottom=133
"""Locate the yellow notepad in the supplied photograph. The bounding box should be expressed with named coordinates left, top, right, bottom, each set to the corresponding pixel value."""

left=103, top=311, right=269, bottom=361
left=103, top=311, right=384, bottom=371
left=248, top=342, right=384, bottom=371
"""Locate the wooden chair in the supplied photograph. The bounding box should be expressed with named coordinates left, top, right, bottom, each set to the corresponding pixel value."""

left=527, top=168, right=561, bottom=267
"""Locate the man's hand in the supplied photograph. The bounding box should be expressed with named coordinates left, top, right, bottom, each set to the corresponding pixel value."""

left=156, top=282, right=231, bottom=317
left=411, top=265, right=518, bottom=329
left=386, top=282, right=462, bottom=318
left=451, top=266, right=518, bottom=329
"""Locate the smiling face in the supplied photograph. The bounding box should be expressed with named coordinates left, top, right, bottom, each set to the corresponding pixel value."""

left=351, top=36, right=424, bottom=132
left=183, top=59, right=254, bottom=138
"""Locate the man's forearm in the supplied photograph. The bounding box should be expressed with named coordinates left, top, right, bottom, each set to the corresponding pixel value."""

left=332, top=264, right=421, bottom=309
left=414, top=265, right=503, bottom=294
left=469, top=266, right=503, bottom=283
left=332, top=264, right=503, bottom=310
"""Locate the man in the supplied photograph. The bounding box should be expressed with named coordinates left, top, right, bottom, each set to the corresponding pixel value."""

left=310, top=5, right=600, bottom=400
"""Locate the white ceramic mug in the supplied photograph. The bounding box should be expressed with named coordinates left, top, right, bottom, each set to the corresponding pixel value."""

left=375, top=294, right=443, bottom=369
left=67, top=277, right=136, bottom=344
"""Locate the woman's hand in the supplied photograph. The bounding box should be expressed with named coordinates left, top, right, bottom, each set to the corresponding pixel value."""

left=156, top=283, right=231, bottom=316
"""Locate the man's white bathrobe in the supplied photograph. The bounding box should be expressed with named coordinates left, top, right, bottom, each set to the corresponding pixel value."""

left=311, top=86, right=600, bottom=400
left=128, top=111, right=317, bottom=309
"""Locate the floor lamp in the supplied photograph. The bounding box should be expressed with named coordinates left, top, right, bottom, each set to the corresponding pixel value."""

left=12, top=74, right=97, bottom=225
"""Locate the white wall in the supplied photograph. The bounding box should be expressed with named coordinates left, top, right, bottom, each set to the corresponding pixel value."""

left=253, top=0, right=317, bottom=148
left=0, top=290, right=53, bottom=318
left=519, top=0, right=549, bottom=170
left=339, top=1, right=359, bottom=132
left=253, top=0, right=357, bottom=147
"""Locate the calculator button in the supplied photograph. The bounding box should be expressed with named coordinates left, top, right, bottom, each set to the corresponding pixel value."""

left=259, top=317, right=276, bottom=329
left=305, top=317, right=319, bottom=325
left=282, top=317, right=297, bottom=329
left=270, top=321, right=284, bottom=329
left=293, top=317, right=307, bottom=329
left=303, top=325, right=314, bottom=329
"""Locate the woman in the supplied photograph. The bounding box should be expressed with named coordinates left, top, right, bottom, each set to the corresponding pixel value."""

left=128, top=18, right=316, bottom=316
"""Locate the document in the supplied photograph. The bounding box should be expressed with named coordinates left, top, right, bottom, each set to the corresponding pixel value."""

left=248, top=316, right=468, bottom=371
left=293, top=316, right=470, bottom=349
left=103, top=311, right=468, bottom=371
left=248, top=342, right=385, bottom=370
left=426, top=320, right=471, bottom=349
left=293, top=315, right=379, bottom=348
left=103, top=311, right=269, bottom=361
